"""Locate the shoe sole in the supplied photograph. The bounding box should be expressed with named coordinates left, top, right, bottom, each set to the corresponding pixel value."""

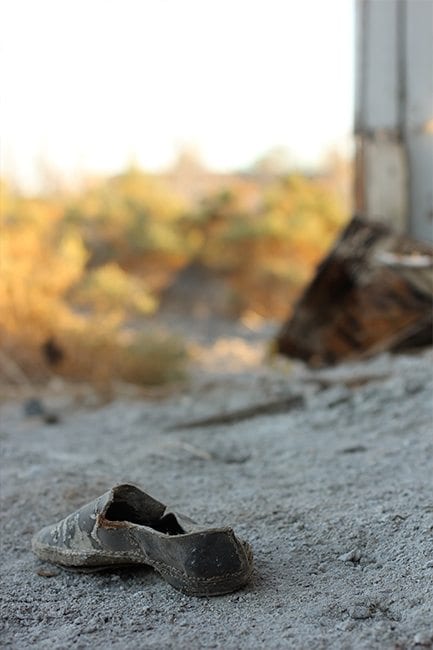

left=33, top=539, right=253, bottom=597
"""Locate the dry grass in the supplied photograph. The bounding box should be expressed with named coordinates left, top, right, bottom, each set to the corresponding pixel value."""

left=0, top=188, right=187, bottom=396
left=0, top=317, right=188, bottom=400
left=0, top=163, right=350, bottom=396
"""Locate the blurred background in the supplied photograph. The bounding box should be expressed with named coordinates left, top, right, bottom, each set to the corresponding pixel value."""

left=0, top=0, right=382, bottom=394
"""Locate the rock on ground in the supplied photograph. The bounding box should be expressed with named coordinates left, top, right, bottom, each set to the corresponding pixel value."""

left=1, top=339, right=433, bottom=650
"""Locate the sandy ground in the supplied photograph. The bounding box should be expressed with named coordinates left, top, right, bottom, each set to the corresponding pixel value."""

left=1, top=324, right=433, bottom=649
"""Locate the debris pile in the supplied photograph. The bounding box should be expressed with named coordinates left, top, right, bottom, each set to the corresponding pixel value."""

left=276, top=216, right=433, bottom=365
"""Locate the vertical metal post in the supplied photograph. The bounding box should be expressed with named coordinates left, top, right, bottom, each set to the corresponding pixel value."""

left=355, top=0, right=433, bottom=242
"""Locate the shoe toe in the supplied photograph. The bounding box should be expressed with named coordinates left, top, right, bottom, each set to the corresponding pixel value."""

left=159, top=529, right=253, bottom=597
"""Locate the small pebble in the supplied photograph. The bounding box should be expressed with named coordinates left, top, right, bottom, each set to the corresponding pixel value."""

left=338, top=549, right=362, bottom=563
left=414, top=632, right=432, bottom=645
left=44, top=412, right=60, bottom=425
left=340, top=445, right=367, bottom=454
left=24, top=398, right=45, bottom=417
left=36, top=568, right=59, bottom=578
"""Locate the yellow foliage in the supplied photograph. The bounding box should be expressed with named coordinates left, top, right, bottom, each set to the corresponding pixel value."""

left=0, top=177, right=186, bottom=390
left=0, top=213, right=88, bottom=339
left=0, top=160, right=350, bottom=387
left=71, top=263, right=157, bottom=315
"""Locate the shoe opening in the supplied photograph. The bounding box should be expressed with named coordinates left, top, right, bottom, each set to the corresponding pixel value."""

left=105, top=487, right=185, bottom=535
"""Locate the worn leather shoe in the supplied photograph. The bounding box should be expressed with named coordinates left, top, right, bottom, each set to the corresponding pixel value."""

left=32, top=483, right=253, bottom=596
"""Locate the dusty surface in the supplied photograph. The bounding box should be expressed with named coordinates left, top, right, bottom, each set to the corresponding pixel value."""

left=1, top=324, right=433, bottom=649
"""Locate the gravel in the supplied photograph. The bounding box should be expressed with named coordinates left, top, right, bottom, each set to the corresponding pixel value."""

left=1, top=342, right=433, bottom=649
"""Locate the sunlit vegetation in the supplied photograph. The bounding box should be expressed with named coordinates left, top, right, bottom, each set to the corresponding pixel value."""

left=0, top=158, right=350, bottom=389
left=186, top=173, right=348, bottom=317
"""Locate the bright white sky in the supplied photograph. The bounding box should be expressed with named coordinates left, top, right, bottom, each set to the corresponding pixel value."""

left=1, top=0, right=354, bottom=189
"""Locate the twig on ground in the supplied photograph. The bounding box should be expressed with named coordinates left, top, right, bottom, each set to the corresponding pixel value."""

left=171, top=393, right=304, bottom=430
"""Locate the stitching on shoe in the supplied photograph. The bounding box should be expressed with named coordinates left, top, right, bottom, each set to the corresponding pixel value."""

left=34, top=541, right=252, bottom=585
left=125, top=528, right=145, bottom=555
left=152, top=560, right=251, bottom=584
left=150, top=540, right=253, bottom=584
left=34, top=542, right=145, bottom=561
left=230, top=533, right=248, bottom=568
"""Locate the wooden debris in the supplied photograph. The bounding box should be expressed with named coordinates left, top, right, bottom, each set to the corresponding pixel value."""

left=172, top=393, right=304, bottom=430
left=276, top=215, right=433, bottom=366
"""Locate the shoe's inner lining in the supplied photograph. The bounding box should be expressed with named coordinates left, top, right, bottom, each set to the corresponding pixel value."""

left=105, top=501, right=185, bottom=535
